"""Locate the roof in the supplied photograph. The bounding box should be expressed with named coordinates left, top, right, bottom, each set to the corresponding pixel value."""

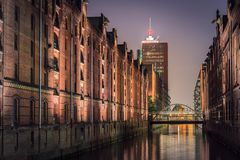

left=107, top=31, right=114, bottom=47
left=88, top=13, right=109, bottom=33
left=118, top=43, right=127, bottom=57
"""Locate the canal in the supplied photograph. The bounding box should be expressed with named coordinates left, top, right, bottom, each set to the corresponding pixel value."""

left=72, top=125, right=239, bottom=160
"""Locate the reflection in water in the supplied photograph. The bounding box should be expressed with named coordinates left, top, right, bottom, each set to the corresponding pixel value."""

left=75, top=125, right=239, bottom=160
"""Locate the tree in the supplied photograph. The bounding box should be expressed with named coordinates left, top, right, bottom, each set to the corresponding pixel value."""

left=148, top=96, right=157, bottom=112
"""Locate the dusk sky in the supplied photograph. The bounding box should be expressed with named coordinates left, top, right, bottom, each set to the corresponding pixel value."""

left=88, top=0, right=226, bottom=106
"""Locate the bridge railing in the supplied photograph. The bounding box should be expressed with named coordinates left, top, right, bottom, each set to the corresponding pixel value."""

left=148, top=112, right=204, bottom=122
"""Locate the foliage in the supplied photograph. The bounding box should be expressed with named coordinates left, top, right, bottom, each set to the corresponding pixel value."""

left=148, top=96, right=164, bottom=112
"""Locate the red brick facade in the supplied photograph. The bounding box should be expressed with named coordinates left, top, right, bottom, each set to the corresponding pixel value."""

left=0, top=0, right=148, bottom=127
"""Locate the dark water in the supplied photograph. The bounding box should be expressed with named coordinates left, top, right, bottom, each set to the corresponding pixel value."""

left=74, top=125, right=239, bottom=160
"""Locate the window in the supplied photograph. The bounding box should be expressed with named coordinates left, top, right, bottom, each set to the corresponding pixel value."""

left=31, top=14, right=35, bottom=31
left=0, top=32, right=3, bottom=52
left=81, top=36, right=84, bottom=46
left=31, top=41, right=34, bottom=57
left=65, top=57, right=67, bottom=70
left=80, top=70, right=84, bottom=81
left=102, top=64, right=104, bottom=74
left=102, top=79, right=105, bottom=89
left=54, top=13, right=60, bottom=28
left=14, top=34, right=18, bottom=50
left=102, top=53, right=104, bottom=60
left=44, top=48, right=47, bottom=69
left=44, top=24, right=48, bottom=39
left=14, top=6, right=19, bottom=22
left=54, top=33, right=59, bottom=50
left=13, top=98, right=20, bottom=126
left=43, top=102, right=48, bottom=124
left=44, top=73, right=48, bottom=87
left=44, top=0, right=48, bottom=14
left=30, top=100, right=35, bottom=124
left=65, top=80, right=67, bottom=91
left=31, top=0, right=35, bottom=5
left=56, top=0, right=60, bottom=6
left=75, top=25, right=78, bottom=36
left=80, top=52, right=84, bottom=63
left=30, top=68, right=34, bottom=84
left=74, top=82, right=76, bottom=92
left=53, top=104, right=57, bottom=123
left=82, top=15, right=85, bottom=28
left=87, top=37, right=90, bottom=46
left=74, top=62, right=76, bottom=73
left=14, top=64, right=18, bottom=80
left=74, top=106, right=77, bottom=122
left=79, top=22, right=82, bottom=35
left=64, top=104, right=68, bottom=123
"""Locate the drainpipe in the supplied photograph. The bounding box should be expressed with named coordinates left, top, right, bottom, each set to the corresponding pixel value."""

left=230, top=19, right=234, bottom=125
left=38, top=0, right=43, bottom=153
left=90, top=32, right=93, bottom=123
left=70, top=14, right=73, bottom=125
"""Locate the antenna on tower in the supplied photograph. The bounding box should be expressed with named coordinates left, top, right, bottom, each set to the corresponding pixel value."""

left=148, top=17, right=153, bottom=37
left=149, top=17, right=152, bottom=31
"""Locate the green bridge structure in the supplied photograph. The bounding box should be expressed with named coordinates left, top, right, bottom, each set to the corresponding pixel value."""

left=148, top=103, right=204, bottom=125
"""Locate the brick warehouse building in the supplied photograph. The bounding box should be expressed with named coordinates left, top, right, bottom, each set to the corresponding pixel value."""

left=0, top=0, right=149, bottom=159
left=199, top=0, right=240, bottom=152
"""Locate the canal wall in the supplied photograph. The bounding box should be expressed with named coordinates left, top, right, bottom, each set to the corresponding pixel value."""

left=205, top=121, right=240, bottom=155
left=0, top=121, right=148, bottom=160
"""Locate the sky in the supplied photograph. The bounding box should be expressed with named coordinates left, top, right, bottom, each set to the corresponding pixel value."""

left=88, top=0, right=226, bottom=106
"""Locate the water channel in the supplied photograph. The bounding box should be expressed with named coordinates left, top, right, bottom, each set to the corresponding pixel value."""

left=72, top=124, right=239, bottom=160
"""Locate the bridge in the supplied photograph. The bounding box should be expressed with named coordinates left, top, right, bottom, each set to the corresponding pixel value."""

left=149, top=103, right=204, bottom=125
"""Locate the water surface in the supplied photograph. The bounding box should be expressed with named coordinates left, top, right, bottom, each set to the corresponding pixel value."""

left=74, top=124, right=239, bottom=160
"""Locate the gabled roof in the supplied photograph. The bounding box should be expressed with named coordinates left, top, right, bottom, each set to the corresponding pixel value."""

left=107, top=31, right=114, bottom=47
left=88, top=13, right=109, bottom=33
left=118, top=43, right=127, bottom=57
left=134, top=60, right=139, bottom=68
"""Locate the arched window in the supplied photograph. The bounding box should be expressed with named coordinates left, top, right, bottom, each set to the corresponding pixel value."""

left=43, top=101, right=48, bottom=124
left=54, top=33, right=59, bottom=50
left=64, top=104, right=68, bottom=123
left=13, top=98, right=20, bottom=126
left=30, top=99, right=35, bottom=124
left=54, top=13, right=60, bottom=28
